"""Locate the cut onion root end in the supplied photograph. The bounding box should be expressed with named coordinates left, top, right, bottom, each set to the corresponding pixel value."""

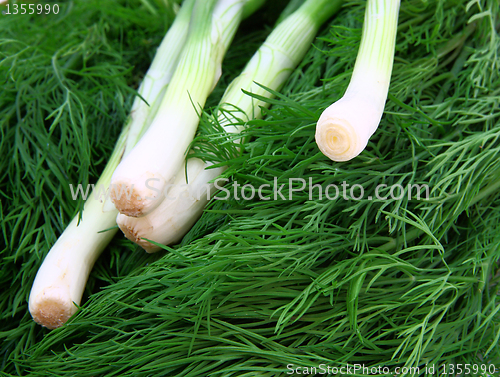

left=29, top=293, right=76, bottom=330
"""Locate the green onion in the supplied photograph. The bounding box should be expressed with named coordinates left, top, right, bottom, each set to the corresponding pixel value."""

left=315, top=0, right=400, bottom=161
left=117, top=0, right=344, bottom=252
left=27, top=0, right=195, bottom=329
left=28, top=131, right=127, bottom=329
left=109, top=0, right=250, bottom=217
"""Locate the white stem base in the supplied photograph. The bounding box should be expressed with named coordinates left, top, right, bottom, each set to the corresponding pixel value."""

left=29, top=199, right=117, bottom=329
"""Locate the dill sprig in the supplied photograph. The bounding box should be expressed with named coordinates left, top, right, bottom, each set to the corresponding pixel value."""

left=1, top=0, right=500, bottom=376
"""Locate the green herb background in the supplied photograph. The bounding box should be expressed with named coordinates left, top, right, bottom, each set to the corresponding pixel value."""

left=1, top=0, right=499, bottom=375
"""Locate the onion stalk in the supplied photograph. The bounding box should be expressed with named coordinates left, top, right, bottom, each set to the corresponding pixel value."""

left=27, top=0, right=196, bottom=329
left=110, top=0, right=250, bottom=217
left=315, top=0, right=400, bottom=162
